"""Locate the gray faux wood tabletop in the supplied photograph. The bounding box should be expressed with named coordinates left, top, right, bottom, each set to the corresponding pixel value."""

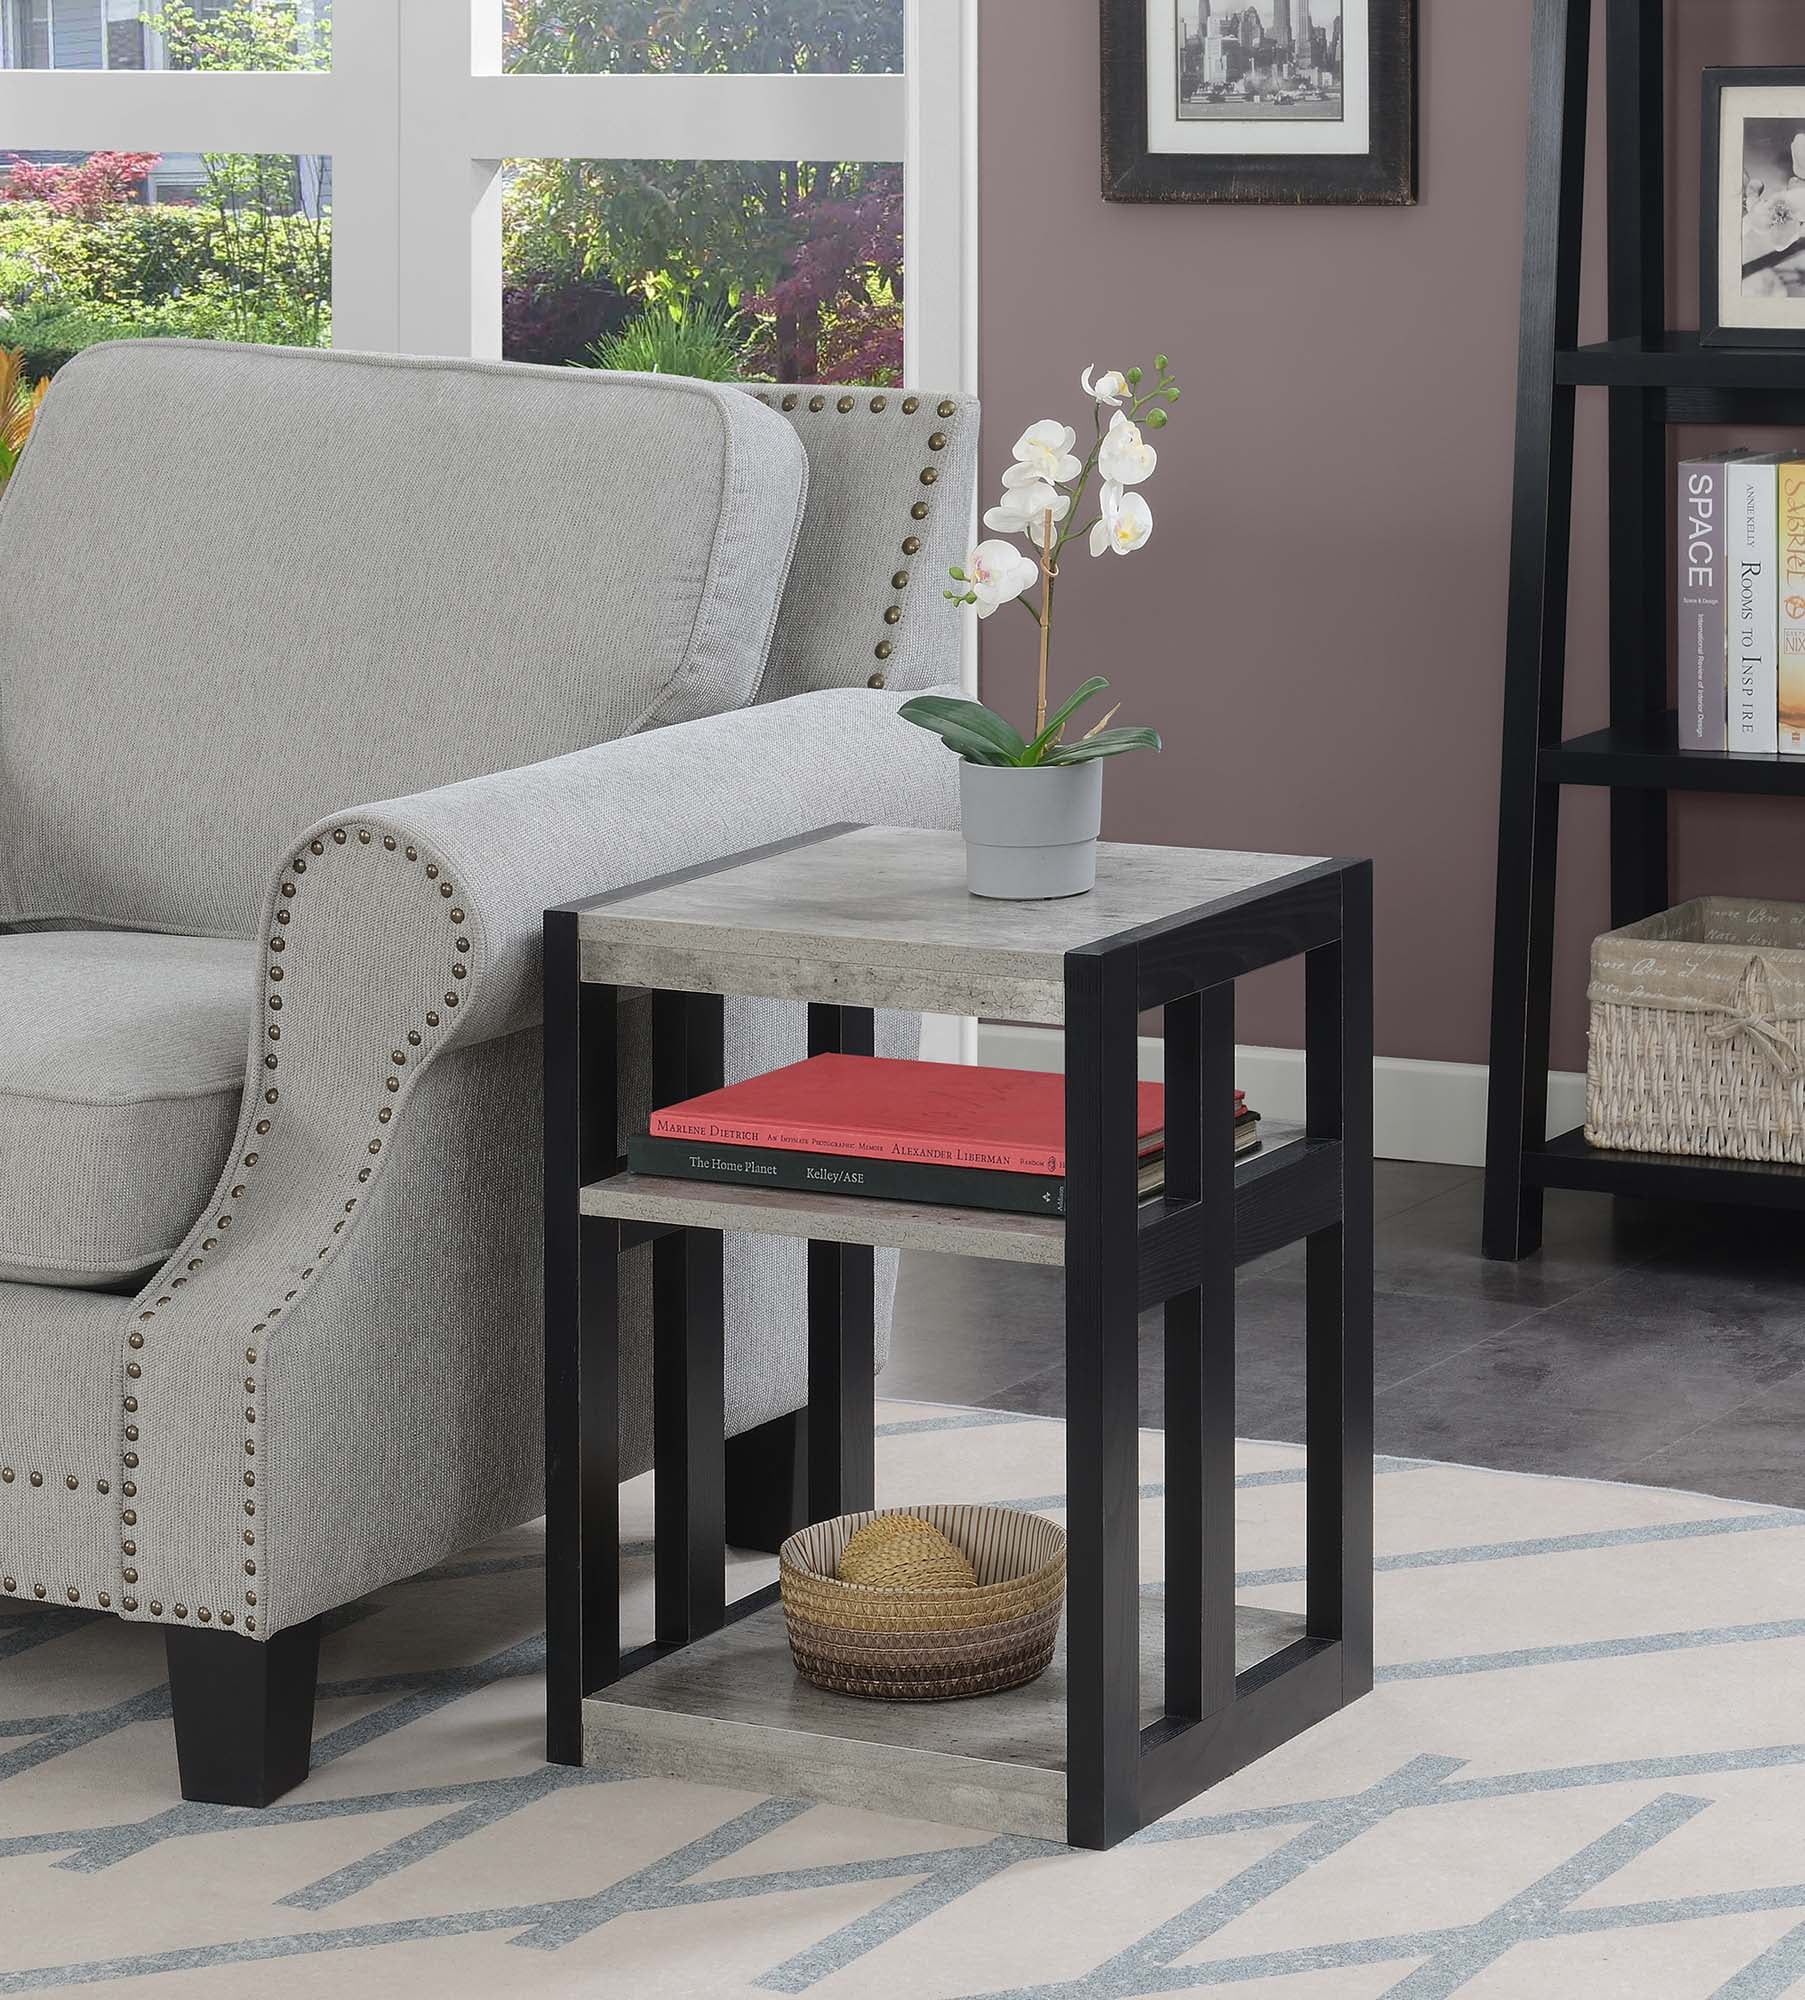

left=575, top=826, right=1331, bottom=1023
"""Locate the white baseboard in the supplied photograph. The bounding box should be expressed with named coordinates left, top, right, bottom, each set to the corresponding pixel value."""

left=974, top=1024, right=1587, bottom=1170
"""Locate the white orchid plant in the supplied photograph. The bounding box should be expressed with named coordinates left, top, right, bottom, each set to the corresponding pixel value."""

left=900, top=356, right=1176, bottom=769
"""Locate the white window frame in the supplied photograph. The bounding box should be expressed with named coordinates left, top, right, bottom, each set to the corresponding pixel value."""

left=0, top=0, right=976, bottom=391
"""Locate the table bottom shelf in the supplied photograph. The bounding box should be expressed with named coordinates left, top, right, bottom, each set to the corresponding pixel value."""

left=583, top=1593, right=1305, bottom=1843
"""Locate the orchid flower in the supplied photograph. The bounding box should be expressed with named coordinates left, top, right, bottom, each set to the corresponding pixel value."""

left=1081, top=365, right=1129, bottom=407
left=1090, top=481, right=1153, bottom=558
left=1097, top=409, right=1157, bottom=487
left=985, top=479, right=1070, bottom=548
left=1002, top=419, right=1083, bottom=490
left=955, top=540, right=1041, bottom=618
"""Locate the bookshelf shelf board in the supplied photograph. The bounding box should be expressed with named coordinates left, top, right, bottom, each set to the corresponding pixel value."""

left=582, top=1132, right=1338, bottom=1293
left=1542, top=715, right=1805, bottom=795
left=1524, top=1129, right=1805, bottom=1210
left=1555, top=333, right=1805, bottom=390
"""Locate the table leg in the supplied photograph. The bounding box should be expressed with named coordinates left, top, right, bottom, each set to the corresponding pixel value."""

left=1161, top=981, right=1238, bottom=1723
left=653, top=991, right=727, bottom=1645
left=1064, top=943, right=1143, bottom=1851
left=806, top=1003, right=876, bottom=1519
left=1304, top=864, right=1375, bottom=1696
left=543, top=925, right=619, bottom=1764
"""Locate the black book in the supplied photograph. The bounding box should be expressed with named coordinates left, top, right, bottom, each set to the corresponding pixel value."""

left=627, top=1117, right=1259, bottom=1220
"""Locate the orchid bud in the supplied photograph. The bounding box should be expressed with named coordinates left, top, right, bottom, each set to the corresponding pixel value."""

left=1145, top=408, right=1168, bottom=428
left=1126, top=366, right=1143, bottom=385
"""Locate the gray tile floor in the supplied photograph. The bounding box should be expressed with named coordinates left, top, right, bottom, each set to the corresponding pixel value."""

left=888, top=1162, right=1805, bottom=1510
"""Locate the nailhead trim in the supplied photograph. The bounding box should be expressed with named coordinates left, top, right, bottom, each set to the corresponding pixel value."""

left=112, top=823, right=473, bottom=1633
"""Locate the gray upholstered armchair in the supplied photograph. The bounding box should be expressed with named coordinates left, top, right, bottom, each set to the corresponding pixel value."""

left=0, top=342, right=973, bottom=1803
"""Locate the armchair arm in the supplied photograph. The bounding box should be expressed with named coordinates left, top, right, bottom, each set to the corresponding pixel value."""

left=121, top=690, right=957, bottom=1634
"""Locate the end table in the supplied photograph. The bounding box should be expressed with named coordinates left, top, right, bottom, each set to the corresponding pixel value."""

left=544, top=825, right=1372, bottom=1850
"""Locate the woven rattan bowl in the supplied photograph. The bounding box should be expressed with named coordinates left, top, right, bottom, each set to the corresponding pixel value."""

left=779, top=1504, right=1066, bottom=1702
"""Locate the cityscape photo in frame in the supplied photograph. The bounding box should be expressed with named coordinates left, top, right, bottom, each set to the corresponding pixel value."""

left=1101, top=0, right=1416, bottom=205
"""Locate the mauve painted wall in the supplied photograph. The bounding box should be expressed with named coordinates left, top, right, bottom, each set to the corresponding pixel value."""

left=977, top=2, right=1805, bottom=1070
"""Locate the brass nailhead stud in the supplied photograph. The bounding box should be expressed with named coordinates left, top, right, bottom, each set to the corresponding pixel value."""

left=33, top=1585, right=46, bottom=1599
left=929, top=432, right=948, bottom=450
left=871, top=395, right=888, bottom=411
left=884, top=606, right=902, bottom=625
left=122, top=1541, right=135, bottom=1557
left=369, top=1139, right=382, bottom=1155
left=270, top=936, right=284, bottom=952
left=123, top=1453, right=138, bottom=1469
left=358, top=829, right=371, bottom=844
left=392, top=1050, right=406, bottom=1066
left=124, top=1427, right=137, bottom=1443
left=425, top=864, right=439, bottom=879
left=358, top=1168, right=371, bottom=1183
left=126, top=1363, right=141, bottom=1379
left=309, top=840, right=324, bottom=856
left=809, top=395, right=826, bottom=412
left=383, top=835, right=397, bottom=850
left=938, top=399, right=957, bottom=417
left=332, top=829, right=346, bottom=845
left=407, top=1031, right=421, bottom=1047
left=292, top=858, right=306, bottom=875
left=919, top=467, right=938, bottom=486
left=450, top=907, right=465, bottom=923
left=28, top=1471, right=42, bottom=1487
left=197, top=1608, right=209, bottom=1622
left=150, top=1600, right=163, bottom=1615
left=903, top=536, right=922, bottom=555
left=129, top=1333, right=144, bottom=1350
left=98, top=1480, right=109, bottom=1495
left=379, top=1107, right=393, bottom=1123
left=2, top=1578, right=13, bottom=1592
left=65, top=1475, right=78, bottom=1490
left=276, top=909, right=289, bottom=924
left=265, top=1089, right=279, bottom=1104
left=232, top=1184, right=246, bottom=1198
left=868, top=673, right=887, bottom=689
left=426, top=1011, right=440, bottom=1027
left=245, top=1500, right=255, bottom=1514
left=245, top=1559, right=257, bottom=1575
left=406, top=845, right=417, bottom=860
left=912, top=502, right=930, bottom=520
left=124, top=1398, right=137, bottom=1413
left=456, top=937, right=470, bottom=953
left=440, top=883, right=454, bottom=899
left=782, top=393, right=798, bottom=410
left=220, top=1611, right=234, bottom=1626
left=2, top=1469, right=13, bottom=1483
left=893, top=571, right=910, bottom=589
left=875, top=641, right=894, bottom=660
left=279, top=882, right=295, bottom=899
left=122, top=1569, right=137, bottom=1583
left=67, top=1588, right=79, bottom=1602
left=902, top=396, right=920, bottom=414
left=385, top=1077, right=400, bottom=1093
left=245, top=1617, right=256, bottom=1631
left=265, top=1055, right=278, bottom=1071
left=122, top=1481, right=134, bottom=1497
left=124, top=1511, right=137, bottom=1526
left=256, top=1119, right=271, bottom=1134
left=837, top=395, right=854, bottom=413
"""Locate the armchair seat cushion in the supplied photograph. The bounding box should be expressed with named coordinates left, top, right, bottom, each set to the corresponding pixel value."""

left=0, top=932, right=251, bottom=1289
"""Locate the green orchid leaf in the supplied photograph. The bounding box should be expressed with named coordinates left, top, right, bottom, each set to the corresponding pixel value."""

left=899, top=695, right=1029, bottom=763
left=1022, top=677, right=1110, bottom=765
left=1042, top=727, right=1163, bottom=765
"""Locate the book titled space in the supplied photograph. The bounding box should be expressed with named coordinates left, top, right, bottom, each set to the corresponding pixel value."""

left=1728, top=455, right=1780, bottom=754
left=1677, top=452, right=1745, bottom=751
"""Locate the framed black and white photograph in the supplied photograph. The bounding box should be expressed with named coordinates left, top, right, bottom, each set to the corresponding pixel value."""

left=1101, top=0, right=1416, bottom=206
left=1703, top=68, right=1805, bottom=349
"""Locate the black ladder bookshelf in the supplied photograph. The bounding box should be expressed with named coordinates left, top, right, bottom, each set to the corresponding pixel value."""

left=1483, top=0, right=1805, bottom=1260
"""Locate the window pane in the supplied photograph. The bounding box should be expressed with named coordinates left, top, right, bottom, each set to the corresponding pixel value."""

left=0, top=0, right=332, bottom=73
left=502, top=158, right=902, bottom=384
left=501, top=1, right=901, bottom=75
left=0, top=149, right=331, bottom=375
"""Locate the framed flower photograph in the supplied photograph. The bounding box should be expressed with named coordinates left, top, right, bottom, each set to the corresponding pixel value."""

left=1703, top=68, right=1805, bottom=349
left=1101, top=0, right=1416, bottom=206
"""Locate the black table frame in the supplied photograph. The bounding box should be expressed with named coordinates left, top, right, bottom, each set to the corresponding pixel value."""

left=543, top=836, right=1373, bottom=1851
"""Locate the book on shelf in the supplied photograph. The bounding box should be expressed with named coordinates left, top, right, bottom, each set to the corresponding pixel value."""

left=1782, top=456, right=1805, bottom=756
left=1728, top=454, right=1780, bottom=755
left=1677, top=451, right=1747, bottom=752
left=635, top=1054, right=1260, bottom=1218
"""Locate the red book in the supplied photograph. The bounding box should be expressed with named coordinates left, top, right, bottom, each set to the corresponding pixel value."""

left=649, top=1055, right=1173, bottom=1176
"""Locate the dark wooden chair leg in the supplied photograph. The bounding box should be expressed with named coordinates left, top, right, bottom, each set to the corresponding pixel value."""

left=165, top=1613, right=323, bottom=1807
left=723, top=1408, right=809, bottom=1554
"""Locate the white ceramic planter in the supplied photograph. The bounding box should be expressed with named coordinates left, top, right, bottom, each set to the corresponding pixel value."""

left=960, top=760, right=1104, bottom=900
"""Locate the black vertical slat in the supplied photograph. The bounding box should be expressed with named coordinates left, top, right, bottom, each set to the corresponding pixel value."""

left=805, top=1002, right=877, bottom=1517
left=652, top=991, right=726, bottom=1646
left=1064, top=941, right=1142, bottom=1851
left=1483, top=0, right=1594, bottom=1261
left=543, top=915, right=619, bottom=1761
left=1161, top=984, right=1238, bottom=1723
left=1605, top=0, right=1669, bottom=929
left=1305, top=870, right=1375, bottom=1692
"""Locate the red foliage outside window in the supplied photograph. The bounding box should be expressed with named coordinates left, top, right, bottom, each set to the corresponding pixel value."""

left=2, top=152, right=163, bottom=220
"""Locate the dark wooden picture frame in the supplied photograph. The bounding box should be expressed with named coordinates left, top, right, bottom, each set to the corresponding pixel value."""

left=1701, top=67, right=1805, bottom=350
left=1101, top=0, right=1416, bottom=206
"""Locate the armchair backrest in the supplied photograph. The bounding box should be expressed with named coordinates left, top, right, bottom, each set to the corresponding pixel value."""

left=0, top=341, right=807, bottom=938
left=744, top=385, right=978, bottom=705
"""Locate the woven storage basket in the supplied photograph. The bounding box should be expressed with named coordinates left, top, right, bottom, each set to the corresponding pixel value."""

left=1586, top=897, right=1805, bottom=1161
left=779, top=1504, right=1066, bottom=1702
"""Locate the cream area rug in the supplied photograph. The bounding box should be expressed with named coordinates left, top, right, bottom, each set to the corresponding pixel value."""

left=2, top=1401, right=1803, bottom=1997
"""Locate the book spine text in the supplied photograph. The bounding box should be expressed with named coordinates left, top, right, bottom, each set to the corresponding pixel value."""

left=1780, top=461, right=1805, bottom=755
left=1678, top=460, right=1728, bottom=751
left=1729, top=459, right=1779, bottom=754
